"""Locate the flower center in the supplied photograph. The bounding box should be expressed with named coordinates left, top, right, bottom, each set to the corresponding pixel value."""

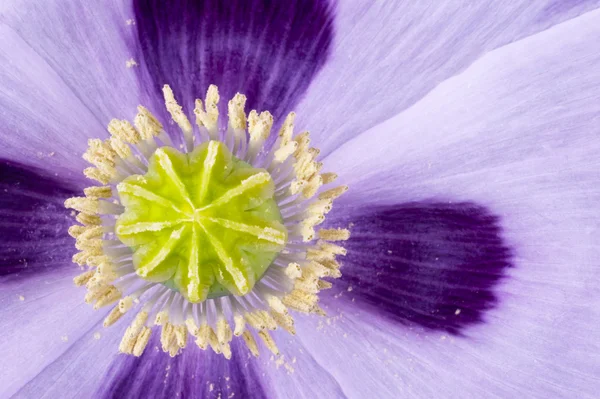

left=115, top=141, right=287, bottom=302
left=65, top=84, right=350, bottom=358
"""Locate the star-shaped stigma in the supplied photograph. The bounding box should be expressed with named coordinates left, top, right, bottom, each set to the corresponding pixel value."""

left=115, top=141, right=287, bottom=302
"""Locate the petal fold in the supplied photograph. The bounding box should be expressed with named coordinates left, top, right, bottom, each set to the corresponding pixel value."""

left=298, top=0, right=600, bottom=154
left=0, top=0, right=142, bottom=174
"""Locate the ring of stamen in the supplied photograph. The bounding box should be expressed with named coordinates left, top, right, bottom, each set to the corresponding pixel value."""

left=66, top=84, right=349, bottom=358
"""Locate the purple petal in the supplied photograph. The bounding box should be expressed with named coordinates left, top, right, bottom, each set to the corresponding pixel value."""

left=132, top=0, right=334, bottom=123
left=0, top=160, right=77, bottom=279
left=296, top=1, right=600, bottom=154
left=95, top=328, right=348, bottom=399
left=0, top=1, right=143, bottom=173
left=313, top=9, right=600, bottom=397
left=15, top=317, right=348, bottom=398
left=95, top=336, right=267, bottom=398
left=324, top=202, right=512, bottom=334
left=0, top=161, right=104, bottom=397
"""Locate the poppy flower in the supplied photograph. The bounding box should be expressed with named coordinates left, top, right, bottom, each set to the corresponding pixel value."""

left=1, top=1, right=599, bottom=398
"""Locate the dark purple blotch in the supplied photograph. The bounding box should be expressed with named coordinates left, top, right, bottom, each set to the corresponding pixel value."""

left=96, top=334, right=268, bottom=399
left=327, top=202, right=513, bottom=335
left=133, top=0, right=334, bottom=126
left=0, top=160, right=78, bottom=278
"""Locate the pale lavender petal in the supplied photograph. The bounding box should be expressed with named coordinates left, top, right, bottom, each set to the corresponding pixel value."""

left=296, top=0, right=600, bottom=154
left=251, top=331, right=348, bottom=398
left=0, top=273, right=104, bottom=398
left=11, top=319, right=118, bottom=399
left=0, top=0, right=142, bottom=174
left=312, top=9, right=600, bottom=397
left=0, top=25, right=96, bottom=176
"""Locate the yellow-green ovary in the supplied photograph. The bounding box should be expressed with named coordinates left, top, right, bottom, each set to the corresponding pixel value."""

left=115, top=141, right=287, bottom=302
